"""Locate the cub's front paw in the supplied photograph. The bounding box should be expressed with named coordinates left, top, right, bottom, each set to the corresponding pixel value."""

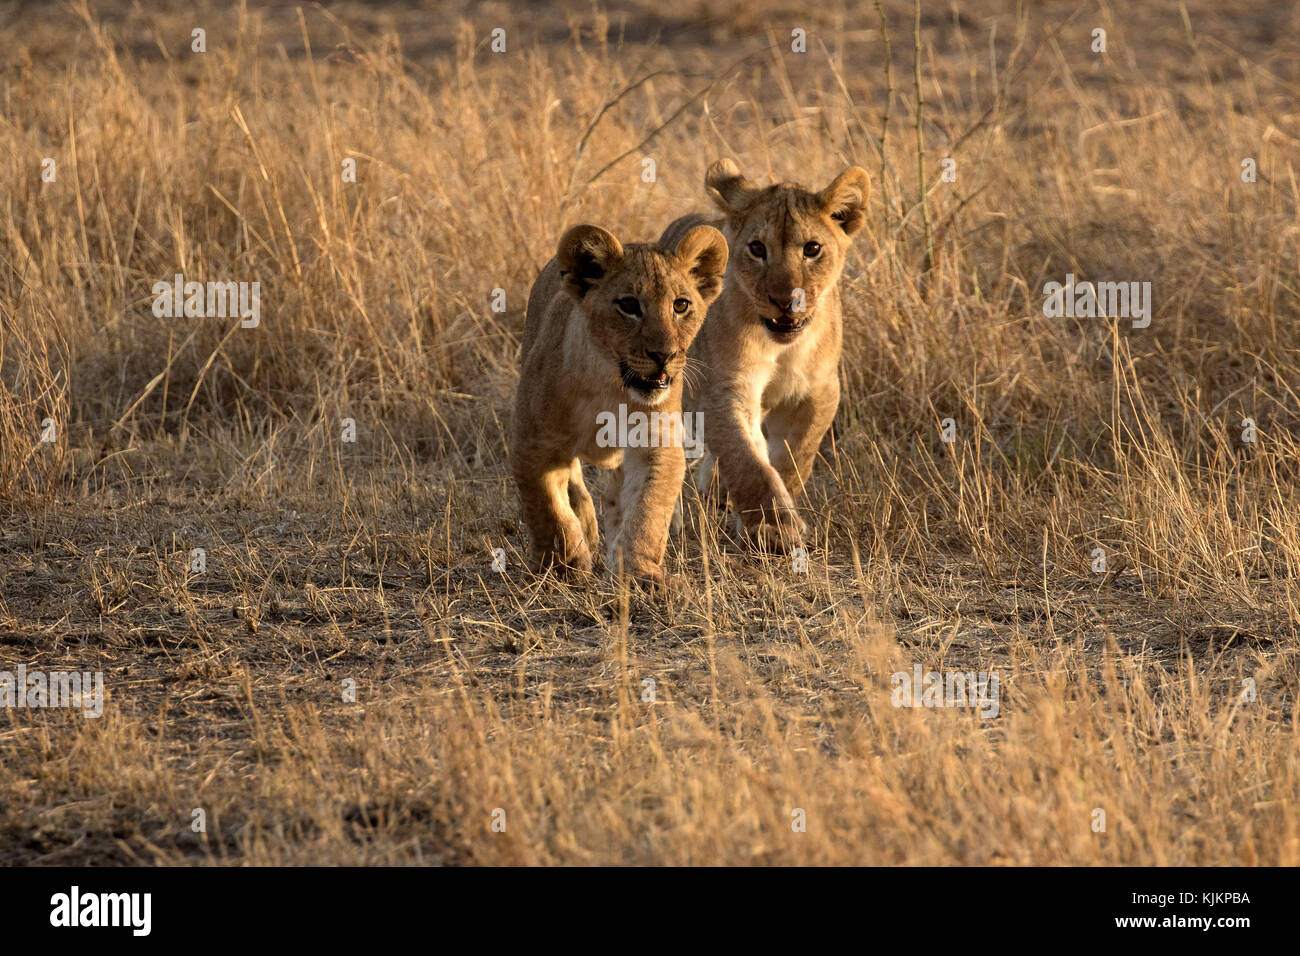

left=532, top=544, right=594, bottom=578
left=610, top=553, right=673, bottom=594
left=742, top=508, right=806, bottom=554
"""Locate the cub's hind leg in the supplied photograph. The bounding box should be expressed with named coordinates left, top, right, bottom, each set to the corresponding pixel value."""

left=601, top=465, right=625, bottom=570
left=567, top=460, right=600, bottom=557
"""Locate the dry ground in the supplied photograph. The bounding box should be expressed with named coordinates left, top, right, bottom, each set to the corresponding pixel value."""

left=2, top=0, right=1299, bottom=864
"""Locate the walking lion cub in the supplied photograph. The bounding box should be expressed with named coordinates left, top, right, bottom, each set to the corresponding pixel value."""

left=662, top=159, right=870, bottom=551
left=510, top=222, right=728, bottom=586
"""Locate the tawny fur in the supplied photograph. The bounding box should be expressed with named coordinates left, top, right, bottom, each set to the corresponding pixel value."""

left=510, top=222, right=728, bottom=586
left=663, top=159, right=870, bottom=551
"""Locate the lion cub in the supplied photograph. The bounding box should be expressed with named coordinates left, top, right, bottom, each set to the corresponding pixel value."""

left=511, top=222, right=728, bottom=586
left=662, top=159, right=870, bottom=551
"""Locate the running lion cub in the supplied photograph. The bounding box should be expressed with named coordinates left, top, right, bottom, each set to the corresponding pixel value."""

left=510, top=222, right=728, bottom=587
left=662, top=159, right=870, bottom=551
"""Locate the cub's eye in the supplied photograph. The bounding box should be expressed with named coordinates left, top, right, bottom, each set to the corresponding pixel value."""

left=747, top=240, right=767, bottom=259
left=615, top=297, right=641, bottom=316
left=672, top=298, right=690, bottom=315
left=803, top=241, right=822, bottom=258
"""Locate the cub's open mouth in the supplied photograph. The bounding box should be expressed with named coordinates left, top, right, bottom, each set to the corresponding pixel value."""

left=620, top=362, right=672, bottom=392
left=761, top=314, right=811, bottom=339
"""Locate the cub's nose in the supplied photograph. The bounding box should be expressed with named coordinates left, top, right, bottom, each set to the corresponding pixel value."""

left=645, top=349, right=677, bottom=370
left=768, top=294, right=795, bottom=313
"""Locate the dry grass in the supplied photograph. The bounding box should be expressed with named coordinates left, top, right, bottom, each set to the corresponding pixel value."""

left=2, top=0, right=1299, bottom=865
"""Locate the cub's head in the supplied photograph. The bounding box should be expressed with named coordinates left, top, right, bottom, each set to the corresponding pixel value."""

left=705, top=159, right=869, bottom=342
left=557, top=223, right=728, bottom=405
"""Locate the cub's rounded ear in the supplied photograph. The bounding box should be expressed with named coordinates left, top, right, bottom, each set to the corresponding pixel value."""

left=705, top=158, right=760, bottom=218
left=818, top=166, right=871, bottom=236
left=558, top=225, right=623, bottom=299
left=673, top=225, right=729, bottom=304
